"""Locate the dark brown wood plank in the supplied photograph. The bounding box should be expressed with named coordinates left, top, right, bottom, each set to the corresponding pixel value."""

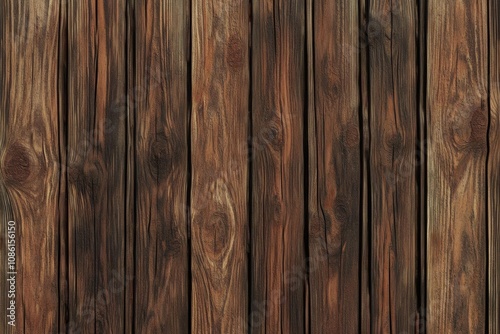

left=367, top=1, right=418, bottom=332
left=191, top=0, right=250, bottom=332
left=251, top=0, right=306, bottom=333
left=489, top=0, right=500, bottom=331
left=0, top=1, right=65, bottom=332
left=66, top=0, right=127, bottom=332
left=133, top=0, right=190, bottom=332
left=427, top=0, right=488, bottom=331
left=308, top=0, right=361, bottom=332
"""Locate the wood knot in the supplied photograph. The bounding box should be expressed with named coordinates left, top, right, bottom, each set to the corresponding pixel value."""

left=226, top=35, right=244, bottom=69
left=385, top=133, right=403, bottom=156
left=333, top=197, right=350, bottom=224
left=199, top=210, right=232, bottom=259
left=148, top=133, right=179, bottom=180
left=162, top=226, right=183, bottom=258
left=3, top=144, right=31, bottom=185
left=261, top=124, right=283, bottom=150
left=342, top=123, right=360, bottom=148
left=366, top=17, right=384, bottom=46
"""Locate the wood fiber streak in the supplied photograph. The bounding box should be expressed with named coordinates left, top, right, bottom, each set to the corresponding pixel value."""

left=308, top=0, right=361, bottom=332
left=191, top=0, right=250, bottom=332
left=251, top=0, right=305, bottom=333
left=489, top=0, right=500, bottom=331
left=0, top=1, right=64, bottom=333
left=427, top=0, right=488, bottom=332
left=67, top=0, right=127, bottom=332
left=133, top=0, right=190, bottom=332
left=368, top=0, right=418, bottom=332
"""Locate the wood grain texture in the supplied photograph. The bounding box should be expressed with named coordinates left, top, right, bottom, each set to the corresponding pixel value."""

left=0, top=1, right=65, bottom=333
left=132, top=0, right=190, bottom=332
left=307, top=0, right=361, bottom=332
left=427, top=0, right=488, bottom=332
left=67, top=0, right=127, bottom=332
left=251, top=0, right=305, bottom=333
left=368, top=0, right=418, bottom=332
left=191, top=0, right=249, bottom=332
left=489, top=0, right=500, bottom=331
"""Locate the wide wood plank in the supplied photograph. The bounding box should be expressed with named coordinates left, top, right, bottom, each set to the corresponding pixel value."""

left=251, top=0, right=306, bottom=333
left=66, top=0, right=127, bottom=332
left=489, top=0, right=500, bottom=331
left=0, top=1, right=65, bottom=332
left=132, top=0, right=190, bottom=332
left=191, top=0, right=250, bottom=332
left=367, top=1, right=418, bottom=332
left=427, top=0, right=488, bottom=331
left=308, top=0, right=361, bottom=332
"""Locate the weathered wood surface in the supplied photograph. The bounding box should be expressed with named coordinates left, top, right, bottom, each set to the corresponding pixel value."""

left=427, top=0, right=488, bottom=332
left=0, top=0, right=499, bottom=333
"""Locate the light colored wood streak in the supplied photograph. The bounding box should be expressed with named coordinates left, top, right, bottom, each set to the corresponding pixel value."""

left=427, top=0, right=488, bottom=331
left=191, top=0, right=249, bottom=332
left=0, top=1, right=64, bottom=333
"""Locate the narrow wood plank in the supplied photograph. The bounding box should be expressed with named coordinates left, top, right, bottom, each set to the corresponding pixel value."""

left=308, top=0, right=361, bottom=332
left=251, top=0, right=306, bottom=333
left=368, top=1, right=418, bottom=332
left=191, top=0, right=249, bottom=331
left=133, top=0, right=190, bottom=332
left=489, top=0, right=500, bottom=331
left=0, top=1, right=65, bottom=332
left=67, top=0, right=127, bottom=332
left=427, top=0, right=488, bottom=331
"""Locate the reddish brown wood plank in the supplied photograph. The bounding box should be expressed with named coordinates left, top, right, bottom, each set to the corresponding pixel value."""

left=427, top=0, right=488, bottom=331
left=307, top=0, right=361, bottom=332
left=367, top=1, right=418, bottom=332
left=66, top=0, right=127, bottom=332
left=191, top=0, right=250, bottom=332
left=489, top=0, right=500, bottom=331
left=251, top=0, right=306, bottom=333
left=132, top=0, right=190, bottom=332
left=0, top=1, right=65, bottom=332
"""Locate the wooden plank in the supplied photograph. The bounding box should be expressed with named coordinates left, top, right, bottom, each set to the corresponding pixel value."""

left=66, top=0, right=127, bottom=332
left=191, top=0, right=249, bottom=332
left=307, top=0, right=361, bottom=332
left=132, top=0, right=190, bottom=332
left=251, top=0, right=305, bottom=333
left=427, top=0, right=488, bottom=331
left=367, top=1, right=418, bottom=332
left=0, top=1, right=65, bottom=332
left=489, top=0, right=500, bottom=331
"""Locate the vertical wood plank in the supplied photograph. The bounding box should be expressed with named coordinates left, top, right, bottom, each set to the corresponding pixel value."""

left=489, top=0, right=500, bottom=331
left=133, top=0, right=190, bottom=332
left=67, top=0, right=127, bottom=332
left=427, top=0, right=488, bottom=331
left=251, top=0, right=305, bottom=333
left=368, top=1, right=418, bottom=332
left=308, top=0, right=361, bottom=332
left=191, top=0, right=249, bottom=332
left=0, top=1, right=65, bottom=332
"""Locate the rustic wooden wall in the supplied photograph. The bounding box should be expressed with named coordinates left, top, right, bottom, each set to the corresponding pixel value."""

left=0, top=0, right=499, bottom=333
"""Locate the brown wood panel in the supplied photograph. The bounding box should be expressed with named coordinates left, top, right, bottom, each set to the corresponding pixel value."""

left=427, top=0, right=488, bottom=331
left=307, top=0, right=361, bottom=332
left=132, top=0, right=190, bottom=332
left=367, top=1, right=418, bottom=332
left=191, top=0, right=250, bottom=332
left=489, top=0, right=500, bottom=331
left=0, top=1, right=65, bottom=333
left=66, top=0, right=127, bottom=332
left=251, top=0, right=306, bottom=333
